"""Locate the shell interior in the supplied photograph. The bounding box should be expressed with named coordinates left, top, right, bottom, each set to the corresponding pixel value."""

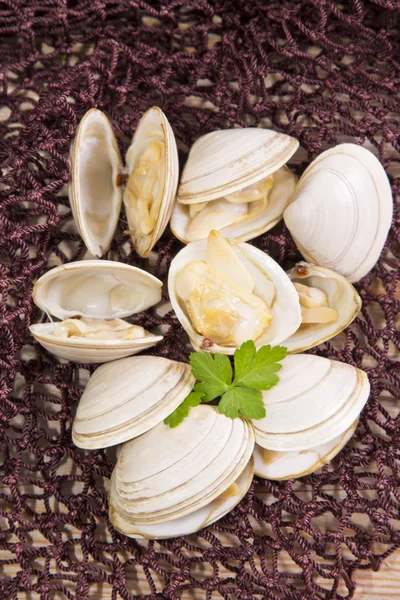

left=72, top=356, right=195, bottom=448
left=69, top=109, right=122, bottom=258
left=284, top=262, right=362, bottom=353
left=252, top=354, right=370, bottom=451
left=113, top=405, right=255, bottom=524
left=168, top=235, right=301, bottom=355
left=32, top=260, right=162, bottom=320
left=283, top=144, right=393, bottom=283
left=109, top=458, right=254, bottom=539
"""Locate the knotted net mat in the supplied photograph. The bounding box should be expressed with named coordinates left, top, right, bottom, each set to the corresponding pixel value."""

left=0, top=1, right=399, bottom=599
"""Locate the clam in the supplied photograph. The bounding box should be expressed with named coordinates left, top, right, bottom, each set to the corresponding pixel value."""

left=253, top=419, right=358, bottom=481
left=168, top=230, right=301, bottom=354
left=110, top=405, right=255, bottom=525
left=284, top=144, right=393, bottom=282
left=72, top=356, right=194, bottom=449
left=30, top=260, right=163, bottom=363
left=69, top=106, right=178, bottom=258
left=252, top=354, right=370, bottom=452
left=109, top=459, right=254, bottom=539
left=283, top=262, right=361, bottom=353
left=170, top=128, right=298, bottom=244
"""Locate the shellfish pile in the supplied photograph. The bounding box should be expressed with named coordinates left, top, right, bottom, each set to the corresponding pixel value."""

left=29, top=106, right=393, bottom=539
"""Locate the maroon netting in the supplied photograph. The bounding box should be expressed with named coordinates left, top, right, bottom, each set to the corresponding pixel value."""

left=0, top=1, right=399, bottom=599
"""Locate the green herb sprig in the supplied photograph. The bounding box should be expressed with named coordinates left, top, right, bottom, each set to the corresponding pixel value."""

left=164, top=340, right=287, bottom=427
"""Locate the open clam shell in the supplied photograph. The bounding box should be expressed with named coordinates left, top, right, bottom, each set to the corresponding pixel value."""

left=69, top=107, right=178, bottom=258
left=109, top=458, right=254, bottom=539
left=252, top=354, right=369, bottom=452
left=72, top=356, right=194, bottom=449
left=253, top=420, right=358, bottom=481
left=171, top=128, right=298, bottom=243
left=283, top=262, right=361, bottom=353
left=168, top=233, right=301, bottom=354
left=112, top=405, right=255, bottom=525
left=30, top=260, right=163, bottom=363
left=284, top=144, right=393, bottom=283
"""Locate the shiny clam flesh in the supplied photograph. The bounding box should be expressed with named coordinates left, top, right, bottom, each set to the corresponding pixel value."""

left=169, top=231, right=301, bottom=354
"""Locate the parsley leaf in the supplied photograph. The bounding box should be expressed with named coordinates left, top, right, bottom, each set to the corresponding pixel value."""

left=164, top=391, right=204, bottom=428
left=218, top=387, right=266, bottom=420
left=164, top=341, right=287, bottom=427
left=233, top=342, right=287, bottom=390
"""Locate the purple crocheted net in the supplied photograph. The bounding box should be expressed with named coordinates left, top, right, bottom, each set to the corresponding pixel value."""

left=0, top=1, right=399, bottom=599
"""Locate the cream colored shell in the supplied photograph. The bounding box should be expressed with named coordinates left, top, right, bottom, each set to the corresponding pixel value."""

left=168, top=238, right=301, bottom=354
left=112, top=405, right=255, bottom=524
left=284, top=262, right=361, bottom=353
left=284, top=144, right=393, bottom=283
left=72, top=356, right=195, bottom=449
left=253, top=420, right=358, bottom=480
left=252, top=354, right=369, bottom=452
left=177, top=128, right=298, bottom=204
left=109, top=459, right=254, bottom=539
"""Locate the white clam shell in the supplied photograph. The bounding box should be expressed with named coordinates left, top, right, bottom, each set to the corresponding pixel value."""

left=284, top=262, right=361, bottom=353
left=168, top=239, right=301, bottom=355
left=112, top=405, right=255, bottom=524
left=69, top=107, right=179, bottom=258
left=124, top=106, right=179, bottom=257
left=69, top=109, right=122, bottom=258
left=253, top=420, right=358, bottom=481
left=30, top=260, right=163, bottom=363
left=177, top=128, right=299, bottom=204
left=109, top=458, right=254, bottom=539
left=72, top=356, right=194, bottom=449
left=284, top=144, right=393, bottom=283
left=252, top=354, right=369, bottom=452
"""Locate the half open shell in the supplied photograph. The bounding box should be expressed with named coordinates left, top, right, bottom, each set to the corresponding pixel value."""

left=253, top=420, right=358, bottom=480
left=72, top=356, right=194, bottom=449
left=284, top=144, right=393, bottom=282
left=252, top=354, right=369, bottom=452
left=171, top=128, right=298, bottom=243
left=283, top=262, right=362, bottom=353
left=168, top=232, right=301, bottom=354
left=30, top=260, right=163, bottom=363
left=69, top=107, right=178, bottom=258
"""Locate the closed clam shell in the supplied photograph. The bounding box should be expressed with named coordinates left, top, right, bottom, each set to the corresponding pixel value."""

left=252, top=354, right=369, bottom=451
left=253, top=420, right=358, bottom=481
left=72, top=356, right=194, bottom=449
left=124, top=106, right=179, bottom=257
left=177, top=128, right=298, bottom=204
left=284, top=262, right=361, bottom=353
left=69, top=109, right=123, bottom=258
left=284, top=144, right=393, bottom=283
left=168, top=238, right=301, bottom=355
left=109, top=458, right=254, bottom=539
left=112, top=405, right=255, bottom=524
left=30, top=260, right=163, bottom=363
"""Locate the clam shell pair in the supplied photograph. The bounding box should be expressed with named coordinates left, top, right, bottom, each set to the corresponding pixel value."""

left=252, top=354, right=370, bottom=480
left=171, top=128, right=299, bottom=243
left=72, top=356, right=255, bottom=539
left=169, top=233, right=361, bottom=355
left=284, top=144, right=393, bottom=283
left=30, top=261, right=163, bottom=363
left=70, top=107, right=178, bottom=258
